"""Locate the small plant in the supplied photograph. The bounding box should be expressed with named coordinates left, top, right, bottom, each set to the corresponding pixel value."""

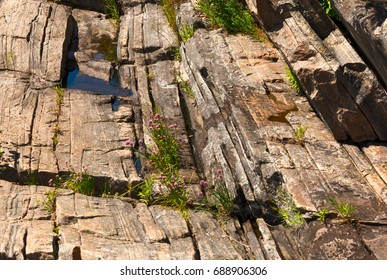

left=102, top=0, right=121, bottom=26
left=38, top=189, right=58, bottom=214
left=327, top=197, right=355, bottom=222
left=285, top=67, right=303, bottom=95
left=197, top=0, right=260, bottom=39
left=315, top=207, right=329, bottom=222
left=158, top=173, right=190, bottom=218
left=0, top=148, right=3, bottom=158
left=177, top=77, right=194, bottom=99
left=5, top=51, right=14, bottom=67
left=319, top=0, right=340, bottom=21
left=173, top=47, right=181, bottom=61
left=52, top=124, right=61, bottom=150
left=125, top=113, right=192, bottom=217
left=273, top=188, right=305, bottom=228
left=160, top=0, right=179, bottom=35
left=126, top=114, right=180, bottom=174
left=294, top=124, right=308, bottom=145
left=133, top=177, right=155, bottom=205
left=50, top=166, right=95, bottom=196
left=52, top=85, right=64, bottom=150
left=147, top=71, right=154, bottom=81
left=52, top=224, right=60, bottom=234
left=179, top=24, right=195, bottom=43
left=53, top=85, right=65, bottom=116
left=210, top=169, right=234, bottom=216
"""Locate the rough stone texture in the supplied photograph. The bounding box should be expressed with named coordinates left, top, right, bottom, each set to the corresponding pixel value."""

left=189, top=211, right=243, bottom=260
left=248, top=0, right=387, bottom=142
left=0, top=0, right=73, bottom=82
left=0, top=73, right=139, bottom=192
left=0, top=181, right=55, bottom=260
left=297, top=222, right=375, bottom=260
left=1, top=0, right=387, bottom=260
left=180, top=3, right=387, bottom=259
left=117, top=2, right=198, bottom=180
left=56, top=193, right=196, bottom=260
left=331, top=0, right=387, bottom=88
left=69, top=9, right=117, bottom=81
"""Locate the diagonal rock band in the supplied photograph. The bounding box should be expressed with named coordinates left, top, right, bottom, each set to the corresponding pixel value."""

left=0, top=0, right=386, bottom=260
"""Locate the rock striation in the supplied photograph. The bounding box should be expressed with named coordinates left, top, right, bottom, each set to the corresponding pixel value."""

left=248, top=0, right=387, bottom=142
left=0, top=0, right=387, bottom=260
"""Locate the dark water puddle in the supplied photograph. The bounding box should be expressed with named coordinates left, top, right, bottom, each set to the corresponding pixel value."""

left=65, top=68, right=132, bottom=97
left=133, top=154, right=142, bottom=174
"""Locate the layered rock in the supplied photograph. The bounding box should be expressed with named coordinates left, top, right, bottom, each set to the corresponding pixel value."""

left=248, top=0, right=387, bottom=142
left=0, top=0, right=73, bottom=82
left=117, top=2, right=198, bottom=179
left=1, top=0, right=387, bottom=260
left=331, top=0, right=387, bottom=88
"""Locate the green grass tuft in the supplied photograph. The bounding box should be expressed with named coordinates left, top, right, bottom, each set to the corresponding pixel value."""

left=318, top=0, right=340, bottom=21
left=285, top=67, right=303, bottom=95
left=179, top=24, right=195, bottom=43
left=197, top=0, right=260, bottom=39
left=294, top=124, right=308, bottom=145
left=102, top=0, right=121, bottom=26
left=273, top=188, right=305, bottom=228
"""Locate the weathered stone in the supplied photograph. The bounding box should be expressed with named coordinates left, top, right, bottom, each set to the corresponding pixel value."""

left=149, top=205, right=189, bottom=240
left=249, top=0, right=387, bottom=141
left=56, top=192, right=196, bottom=259
left=297, top=221, right=375, bottom=260
left=0, top=181, right=55, bottom=260
left=359, top=224, right=387, bottom=260
left=70, top=9, right=117, bottom=81
left=331, top=0, right=387, bottom=88
left=189, top=211, right=243, bottom=259
left=242, top=221, right=265, bottom=260
left=0, top=0, right=73, bottom=82
left=135, top=203, right=167, bottom=242
left=256, top=218, right=281, bottom=260
left=55, top=90, right=139, bottom=193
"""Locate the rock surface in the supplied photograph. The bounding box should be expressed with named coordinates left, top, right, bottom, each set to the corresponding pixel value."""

left=331, top=0, right=387, bottom=88
left=249, top=0, right=387, bottom=142
left=1, top=0, right=387, bottom=260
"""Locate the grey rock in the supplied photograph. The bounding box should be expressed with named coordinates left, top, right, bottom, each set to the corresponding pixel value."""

left=331, top=0, right=387, bottom=88
left=0, top=0, right=73, bottom=82
left=248, top=0, right=387, bottom=141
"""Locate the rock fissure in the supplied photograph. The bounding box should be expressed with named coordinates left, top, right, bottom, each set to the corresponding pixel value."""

left=0, top=0, right=386, bottom=260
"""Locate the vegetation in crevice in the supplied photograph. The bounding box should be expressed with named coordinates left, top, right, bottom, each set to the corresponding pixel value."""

left=102, top=0, right=121, bottom=26
left=327, top=197, right=356, bottom=222
left=52, top=85, right=65, bottom=151
left=4, top=50, right=14, bottom=68
left=318, top=0, right=340, bottom=22
left=179, top=24, right=195, bottom=43
left=125, top=113, right=236, bottom=219
left=49, top=166, right=95, bottom=196
left=197, top=0, right=261, bottom=40
left=159, top=0, right=180, bottom=36
left=177, top=76, right=195, bottom=99
left=272, top=188, right=305, bottom=228
left=294, top=124, right=308, bottom=146
left=38, top=188, right=58, bottom=214
left=285, top=66, right=303, bottom=95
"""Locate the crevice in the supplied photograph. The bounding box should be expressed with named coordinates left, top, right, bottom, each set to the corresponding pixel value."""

left=39, top=6, right=52, bottom=64
left=22, top=228, right=27, bottom=260
left=26, top=2, right=43, bottom=43
left=185, top=220, right=201, bottom=260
